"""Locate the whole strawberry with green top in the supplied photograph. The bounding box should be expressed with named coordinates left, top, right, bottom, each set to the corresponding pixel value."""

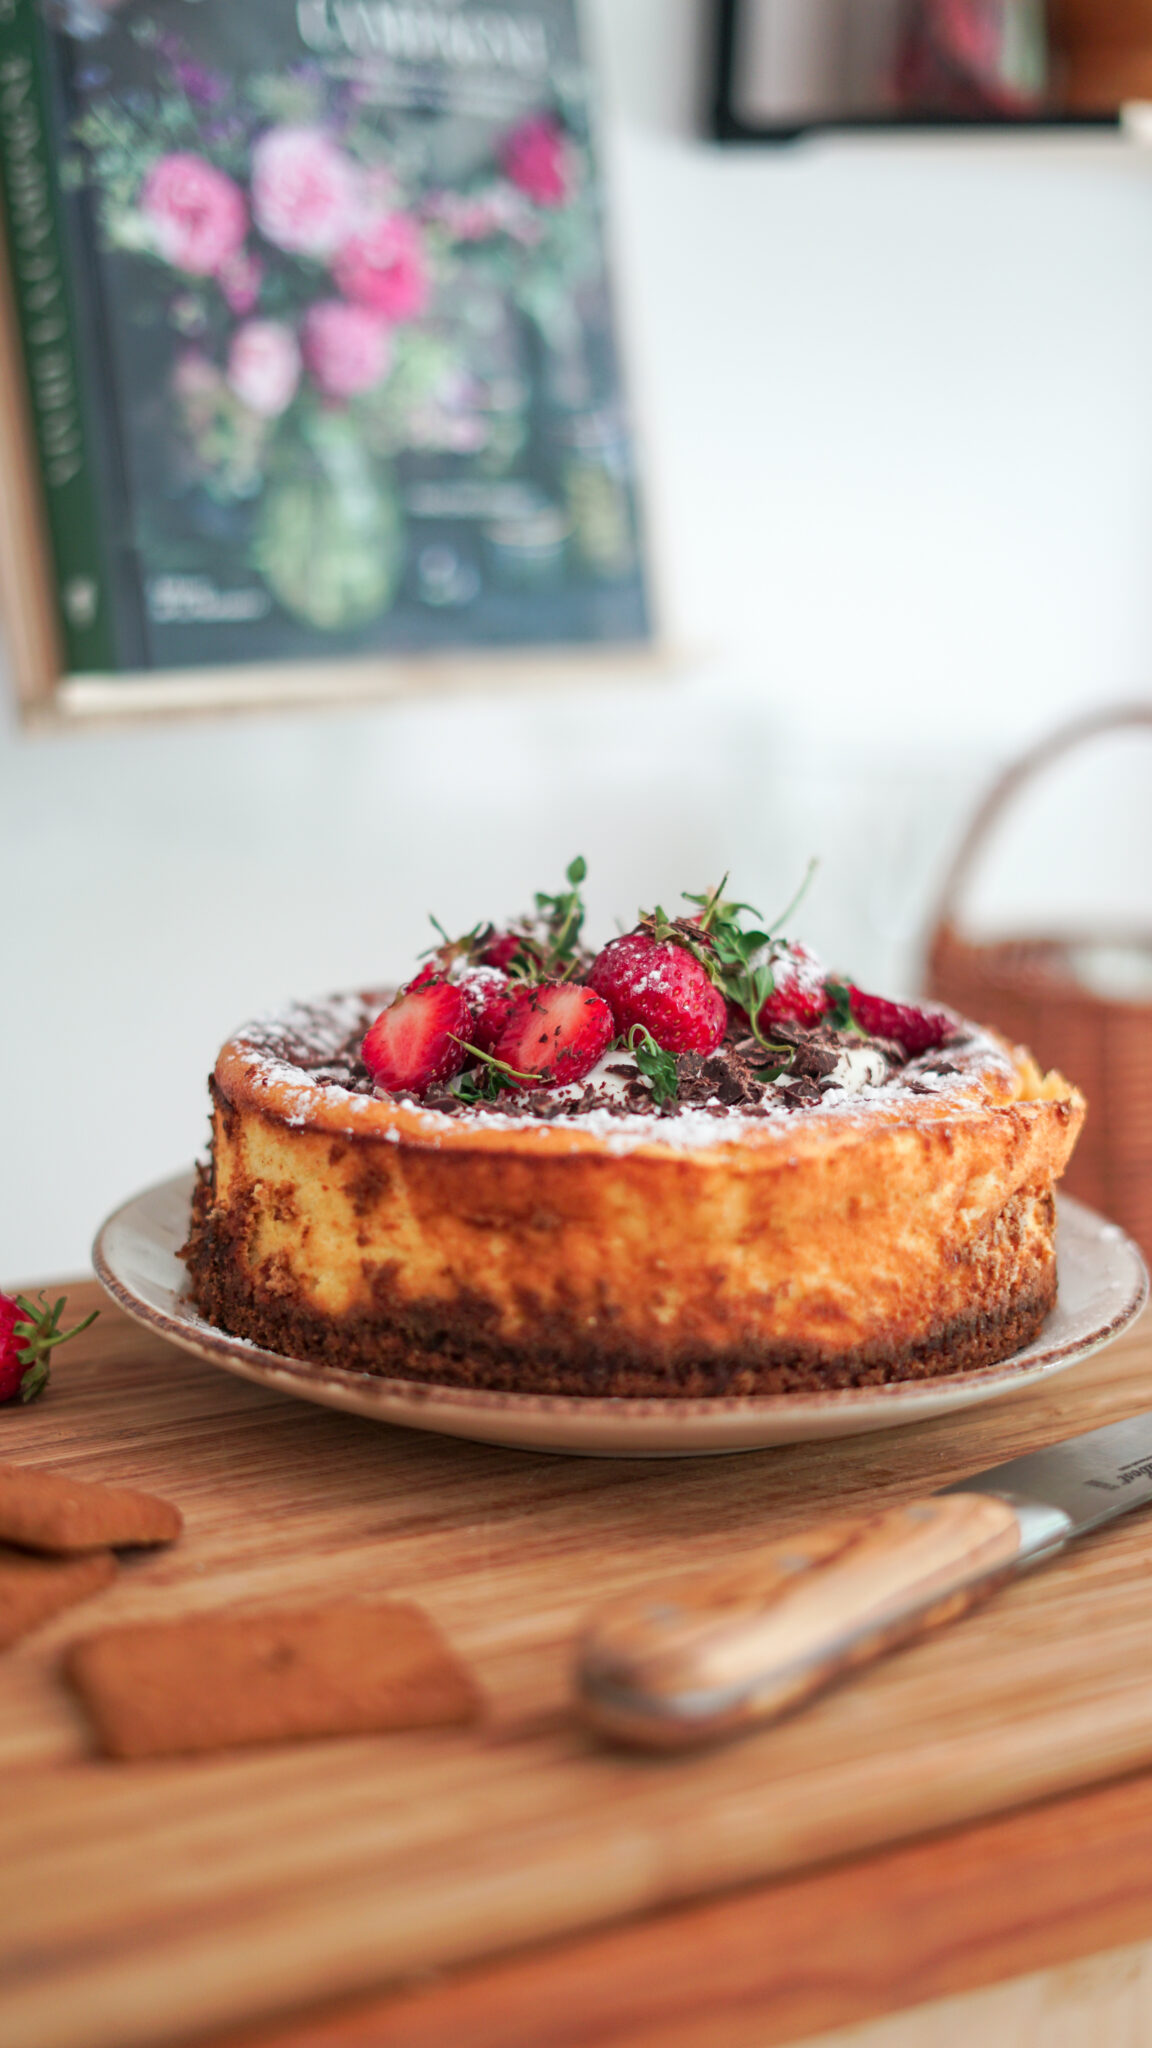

left=587, top=928, right=727, bottom=1054
left=0, top=1291, right=98, bottom=1405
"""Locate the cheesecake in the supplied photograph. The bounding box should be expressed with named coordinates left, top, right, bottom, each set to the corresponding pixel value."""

left=183, top=872, right=1085, bottom=1398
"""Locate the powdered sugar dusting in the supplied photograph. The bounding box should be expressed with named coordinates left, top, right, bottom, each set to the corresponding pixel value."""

left=224, top=988, right=1019, bottom=1153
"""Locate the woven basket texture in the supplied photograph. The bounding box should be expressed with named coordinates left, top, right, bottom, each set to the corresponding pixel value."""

left=924, top=707, right=1152, bottom=1263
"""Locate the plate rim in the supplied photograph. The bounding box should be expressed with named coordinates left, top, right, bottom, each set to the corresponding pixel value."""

left=92, top=1170, right=1149, bottom=1443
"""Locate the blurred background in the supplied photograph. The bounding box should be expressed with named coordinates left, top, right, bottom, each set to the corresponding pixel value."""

left=4, top=0, right=1152, bottom=1279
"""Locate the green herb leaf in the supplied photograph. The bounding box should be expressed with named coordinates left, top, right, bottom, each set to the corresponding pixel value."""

left=448, top=1039, right=537, bottom=1096
left=448, top=1068, right=504, bottom=1105
left=674, top=868, right=825, bottom=1047
left=682, top=876, right=766, bottom=933
left=626, top=1025, right=679, bottom=1107
left=423, top=855, right=590, bottom=986
left=532, top=856, right=588, bottom=978
left=503, top=936, right=547, bottom=984
left=418, top=915, right=485, bottom=972
left=19, top=1360, right=49, bottom=1403
left=823, top=979, right=856, bottom=1032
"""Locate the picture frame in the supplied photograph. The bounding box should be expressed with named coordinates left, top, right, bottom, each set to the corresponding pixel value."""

left=711, top=0, right=1121, bottom=143
left=0, top=0, right=655, bottom=727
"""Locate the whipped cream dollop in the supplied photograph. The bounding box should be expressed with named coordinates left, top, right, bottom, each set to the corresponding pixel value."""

left=825, top=1044, right=890, bottom=1093
left=537, top=1049, right=650, bottom=1109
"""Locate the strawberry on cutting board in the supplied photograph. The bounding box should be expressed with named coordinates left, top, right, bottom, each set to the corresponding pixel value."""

left=0, top=1291, right=97, bottom=1404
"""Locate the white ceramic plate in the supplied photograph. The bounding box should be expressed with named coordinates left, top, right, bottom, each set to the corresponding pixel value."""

left=93, top=1174, right=1148, bottom=1458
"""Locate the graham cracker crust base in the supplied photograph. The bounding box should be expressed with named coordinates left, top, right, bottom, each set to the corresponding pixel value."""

left=184, top=1168, right=1056, bottom=1399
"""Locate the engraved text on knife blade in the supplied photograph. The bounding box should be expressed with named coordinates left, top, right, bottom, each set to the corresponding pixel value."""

left=943, top=1412, right=1152, bottom=1537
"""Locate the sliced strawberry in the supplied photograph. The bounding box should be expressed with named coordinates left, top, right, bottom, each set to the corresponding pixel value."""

left=362, top=982, right=472, bottom=1095
left=492, top=982, right=614, bottom=1088
left=757, top=942, right=830, bottom=1032
left=849, top=987, right=951, bottom=1056
left=586, top=932, right=726, bottom=1055
left=457, top=965, right=518, bottom=1053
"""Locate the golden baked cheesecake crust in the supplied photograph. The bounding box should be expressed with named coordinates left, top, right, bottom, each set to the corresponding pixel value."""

left=184, top=988, right=1085, bottom=1398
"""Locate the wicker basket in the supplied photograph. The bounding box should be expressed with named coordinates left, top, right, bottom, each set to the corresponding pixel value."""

left=924, top=704, right=1152, bottom=1262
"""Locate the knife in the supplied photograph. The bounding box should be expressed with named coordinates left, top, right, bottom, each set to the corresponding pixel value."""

left=576, top=1413, right=1152, bottom=1750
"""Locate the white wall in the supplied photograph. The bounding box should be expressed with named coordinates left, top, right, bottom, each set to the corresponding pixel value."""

left=3, top=0, right=1152, bottom=1282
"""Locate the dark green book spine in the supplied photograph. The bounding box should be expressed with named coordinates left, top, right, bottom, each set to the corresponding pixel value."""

left=0, top=2, right=116, bottom=673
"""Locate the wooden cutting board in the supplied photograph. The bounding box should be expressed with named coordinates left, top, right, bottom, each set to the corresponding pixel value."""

left=5, top=1280, right=1152, bottom=2048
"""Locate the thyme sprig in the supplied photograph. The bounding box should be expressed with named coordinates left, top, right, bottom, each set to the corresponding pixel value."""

left=644, top=878, right=776, bottom=1047
left=491, top=854, right=589, bottom=983
left=419, top=916, right=485, bottom=973
left=625, top=1024, right=679, bottom=1107
left=528, top=854, right=587, bottom=980
left=446, top=1039, right=537, bottom=1103
left=424, top=857, right=589, bottom=989
left=674, top=864, right=821, bottom=1047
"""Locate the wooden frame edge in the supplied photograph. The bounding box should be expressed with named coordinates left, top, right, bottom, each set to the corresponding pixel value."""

left=0, top=202, right=66, bottom=717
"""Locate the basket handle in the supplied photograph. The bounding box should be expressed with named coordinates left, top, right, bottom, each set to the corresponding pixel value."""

left=929, top=701, right=1152, bottom=938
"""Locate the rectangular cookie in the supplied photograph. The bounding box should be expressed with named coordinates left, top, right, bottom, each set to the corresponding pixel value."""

left=66, top=1600, right=483, bottom=1759
left=0, top=1546, right=117, bottom=1649
left=0, top=1464, right=182, bottom=1555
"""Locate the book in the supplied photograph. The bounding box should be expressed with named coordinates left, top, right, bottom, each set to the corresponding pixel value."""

left=0, top=0, right=650, bottom=707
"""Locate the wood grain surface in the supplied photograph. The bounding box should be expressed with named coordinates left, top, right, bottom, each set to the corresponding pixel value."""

left=4, top=1280, right=1152, bottom=2048
left=217, top=1768, right=1152, bottom=2048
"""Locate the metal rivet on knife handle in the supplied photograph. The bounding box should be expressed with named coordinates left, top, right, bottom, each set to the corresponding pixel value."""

left=576, top=1493, right=1040, bottom=1752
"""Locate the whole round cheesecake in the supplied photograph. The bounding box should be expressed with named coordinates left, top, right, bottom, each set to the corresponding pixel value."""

left=184, top=876, right=1086, bottom=1399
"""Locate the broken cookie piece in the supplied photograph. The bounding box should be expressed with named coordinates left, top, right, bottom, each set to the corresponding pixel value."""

left=0, top=1465, right=182, bottom=1555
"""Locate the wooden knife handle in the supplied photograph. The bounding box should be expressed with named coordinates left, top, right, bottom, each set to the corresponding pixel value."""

left=576, top=1493, right=1026, bottom=1750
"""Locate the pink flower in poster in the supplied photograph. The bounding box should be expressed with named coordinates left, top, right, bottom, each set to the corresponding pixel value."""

left=227, top=320, right=300, bottom=417
left=302, top=300, right=392, bottom=399
left=142, top=153, right=247, bottom=276
left=499, top=115, right=573, bottom=208
left=217, top=246, right=264, bottom=315
left=251, top=126, right=362, bottom=259
left=332, top=213, right=429, bottom=322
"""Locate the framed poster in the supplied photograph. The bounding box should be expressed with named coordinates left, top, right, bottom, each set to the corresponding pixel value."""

left=711, top=0, right=1119, bottom=142
left=0, top=0, right=651, bottom=721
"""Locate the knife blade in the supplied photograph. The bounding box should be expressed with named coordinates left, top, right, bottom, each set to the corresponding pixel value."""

left=576, top=1412, right=1152, bottom=1750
